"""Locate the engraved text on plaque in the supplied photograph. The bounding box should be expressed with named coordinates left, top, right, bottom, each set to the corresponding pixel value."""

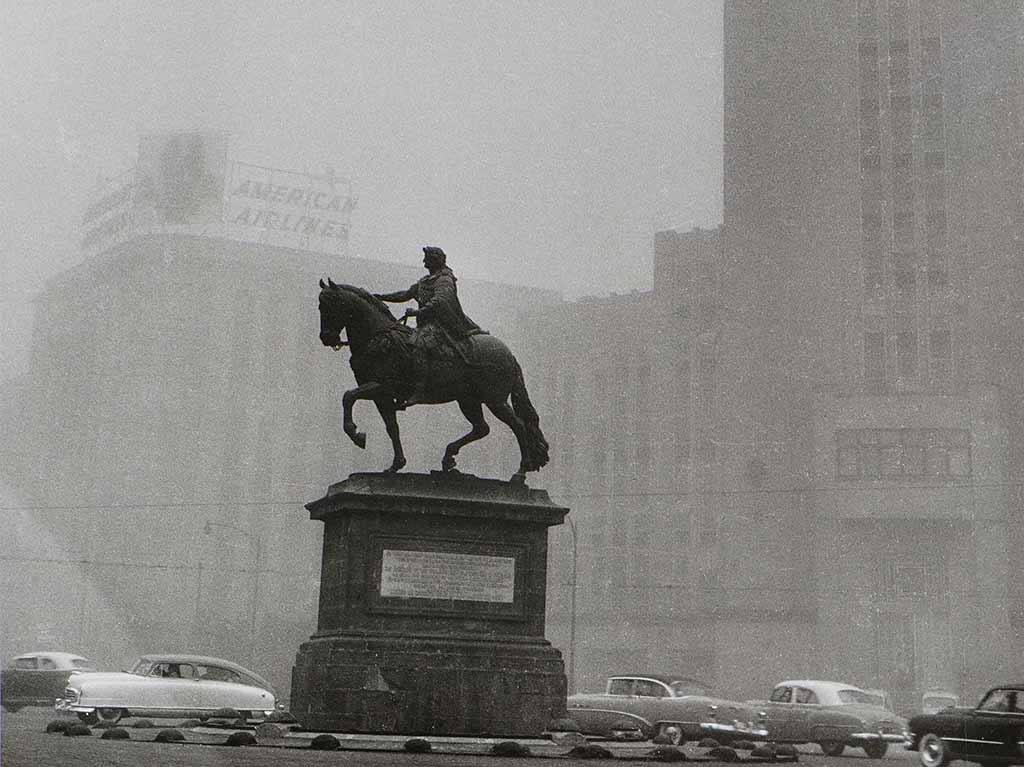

left=380, top=549, right=515, bottom=603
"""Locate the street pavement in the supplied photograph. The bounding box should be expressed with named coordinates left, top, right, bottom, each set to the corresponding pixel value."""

left=2, top=707, right=921, bottom=767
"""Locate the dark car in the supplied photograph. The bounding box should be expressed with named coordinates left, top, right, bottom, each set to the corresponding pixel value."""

left=907, top=685, right=1024, bottom=767
left=2, top=652, right=96, bottom=712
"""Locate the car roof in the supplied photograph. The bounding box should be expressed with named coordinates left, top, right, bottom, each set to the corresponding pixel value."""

left=612, top=674, right=709, bottom=686
left=11, top=651, right=92, bottom=664
left=775, top=680, right=866, bottom=694
left=136, top=654, right=273, bottom=691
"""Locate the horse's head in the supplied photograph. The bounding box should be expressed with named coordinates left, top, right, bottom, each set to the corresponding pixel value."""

left=318, top=279, right=398, bottom=348
left=318, top=278, right=348, bottom=347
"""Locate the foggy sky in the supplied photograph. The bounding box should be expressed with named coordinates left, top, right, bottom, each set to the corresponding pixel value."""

left=0, top=1, right=723, bottom=376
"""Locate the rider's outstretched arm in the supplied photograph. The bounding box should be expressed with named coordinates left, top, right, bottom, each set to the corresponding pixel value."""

left=376, top=286, right=416, bottom=303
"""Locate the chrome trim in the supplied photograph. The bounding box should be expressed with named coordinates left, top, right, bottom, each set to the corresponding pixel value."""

left=852, top=732, right=910, bottom=742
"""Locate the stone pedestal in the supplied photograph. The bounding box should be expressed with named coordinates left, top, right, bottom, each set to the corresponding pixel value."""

left=291, top=472, right=569, bottom=736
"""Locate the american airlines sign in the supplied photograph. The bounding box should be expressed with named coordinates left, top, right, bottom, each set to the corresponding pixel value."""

left=81, top=133, right=355, bottom=255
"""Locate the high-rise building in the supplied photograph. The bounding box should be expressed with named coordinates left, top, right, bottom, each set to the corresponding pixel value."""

left=531, top=1, right=1024, bottom=708
left=719, top=0, right=1024, bottom=706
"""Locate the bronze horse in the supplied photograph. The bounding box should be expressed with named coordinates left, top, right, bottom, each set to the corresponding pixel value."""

left=317, top=279, right=549, bottom=482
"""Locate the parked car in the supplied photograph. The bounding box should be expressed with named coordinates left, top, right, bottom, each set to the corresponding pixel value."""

left=920, top=689, right=960, bottom=716
left=54, top=653, right=277, bottom=725
left=907, top=685, right=1024, bottom=767
left=566, top=674, right=769, bottom=745
left=749, top=679, right=908, bottom=758
left=2, top=651, right=96, bottom=712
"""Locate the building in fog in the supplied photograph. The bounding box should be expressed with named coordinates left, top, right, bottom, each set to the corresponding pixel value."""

left=0, top=134, right=560, bottom=696
left=522, top=226, right=725, bottom=695
left=719, top=0, right=1024, bottom=708
left=534, top=1, right=1024, bottom=709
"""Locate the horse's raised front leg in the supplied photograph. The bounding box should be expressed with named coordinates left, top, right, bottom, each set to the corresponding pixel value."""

left=341, top=382, right=384, bottom=449
left=484, top=398, right=529, bottom=483
left=373, top=398, right=407, bottom=473
left=442, top=399, right=490, bottom=473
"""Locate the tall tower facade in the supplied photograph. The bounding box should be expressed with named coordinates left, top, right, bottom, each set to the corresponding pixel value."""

left=721, top=1, right=1024, bottom=707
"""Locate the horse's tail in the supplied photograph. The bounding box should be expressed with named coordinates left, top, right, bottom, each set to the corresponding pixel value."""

left=510, top=363, right=549, bottom=471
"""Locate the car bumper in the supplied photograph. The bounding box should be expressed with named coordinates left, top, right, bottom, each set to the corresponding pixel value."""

left=704, top=722, right=770, bottom=739
left=850, top=731, right=909, bottom=743
left=54, top=699, right=93, bottom=714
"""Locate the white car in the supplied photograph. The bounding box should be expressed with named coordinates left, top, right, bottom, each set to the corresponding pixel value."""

left=55, top=654, right=277, bottom=725
left=750, top=679, right=908, bottom=758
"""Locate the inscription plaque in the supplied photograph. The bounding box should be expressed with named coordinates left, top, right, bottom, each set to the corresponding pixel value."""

left=380, top=549, right=515, bottom=603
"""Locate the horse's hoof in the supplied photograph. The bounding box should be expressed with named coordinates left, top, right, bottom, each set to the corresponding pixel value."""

left=385, top=458, right=407, bottom=473
left=441, top=456, right=457, bottom=472
left=510, top=472, right=526, bottom=485
left=353, top=432, right=367, bottom=449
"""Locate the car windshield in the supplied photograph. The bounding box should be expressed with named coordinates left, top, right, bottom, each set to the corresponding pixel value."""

left=836, top=689, right=878, bottom=705
left=70, top=658, right=95, bottom=670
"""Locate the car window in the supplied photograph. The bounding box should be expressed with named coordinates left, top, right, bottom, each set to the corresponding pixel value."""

left=771, top=686, right=793, bottom=703
left=671, top=681, right=706, bottom=697
left=198, top=665, right=242, bottom=684
left=795, top=687, right=819, bottom=704
left=150, top=662, right=196, bottom=679
left=979, top=690, right=1014, bottom=712
left=13, top=658, right=38, bottom=670
left=38, top=657, right=57, bottom=670
left=608, top=679, right=632, bottom=695
left=634, top=680, right=666, bottom=698
left=70, top=658, right=95, bottom=670
left=837, top=689, right=875, bottom=705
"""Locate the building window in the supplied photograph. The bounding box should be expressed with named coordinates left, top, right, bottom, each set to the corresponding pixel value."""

left=930, top=329, right=952, bottom=387
left=864, top=251, right=884, bottom=297
left=896, top=330, right=917, bottom=379
left=892, top=254, right=916, bottom=303
left=835, top=428, right=971, bottom=480
left=864, top=332, right=886, bottom=391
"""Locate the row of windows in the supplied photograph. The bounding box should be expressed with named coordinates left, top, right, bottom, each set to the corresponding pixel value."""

left=864, top=329, right=952, bottom=389
left=836, top=428, right=970, bottom=479
left=863, top=253, right=951, bottom=299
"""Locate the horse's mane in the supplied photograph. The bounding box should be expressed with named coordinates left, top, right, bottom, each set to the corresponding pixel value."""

left=331, top=282, right=398, bottom=322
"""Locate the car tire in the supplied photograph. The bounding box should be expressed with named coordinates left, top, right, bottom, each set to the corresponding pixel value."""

left=820, top=741, right=846, bottom=757
left=78, top=711, right=99, bottom=725
left=863, top=740, right=888, bottom=759
left=919, top=734, right=951, bottom=767
left=658, top=724, right=685, bottom=746
left=97, top=707, right=124, bottom=725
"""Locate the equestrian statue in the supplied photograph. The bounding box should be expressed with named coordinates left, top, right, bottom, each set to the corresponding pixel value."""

left=317, top=246, right=549, bottom=483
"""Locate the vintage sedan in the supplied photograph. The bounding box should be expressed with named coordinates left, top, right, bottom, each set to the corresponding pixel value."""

left=907, top=685, right=1024, bottom=767
left=2, top=651, right=96, bottom=712
left=567, top=674, right=769, bottom=745
left=55, top=653, right=277, bottom=725
left=750, top=680, right=908, bottom=758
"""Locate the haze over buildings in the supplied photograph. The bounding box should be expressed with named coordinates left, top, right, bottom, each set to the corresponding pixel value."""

left=3, top=0, right=1024, bottom=715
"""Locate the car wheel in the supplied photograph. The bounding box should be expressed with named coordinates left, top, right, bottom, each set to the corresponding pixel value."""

left=77, top=711, right=99, bottom=725
left=658, top=724, right=685, bottom=746
left=97, top=707, right=124, bottom=725
left=919, top=733, right=951, bottom=767
left=820, top=741, right=846, bottom=757
left=863, top=740, right=888, bottom=759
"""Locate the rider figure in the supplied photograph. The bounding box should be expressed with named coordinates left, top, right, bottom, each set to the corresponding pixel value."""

left=375, top=246, right=484, bottom=407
